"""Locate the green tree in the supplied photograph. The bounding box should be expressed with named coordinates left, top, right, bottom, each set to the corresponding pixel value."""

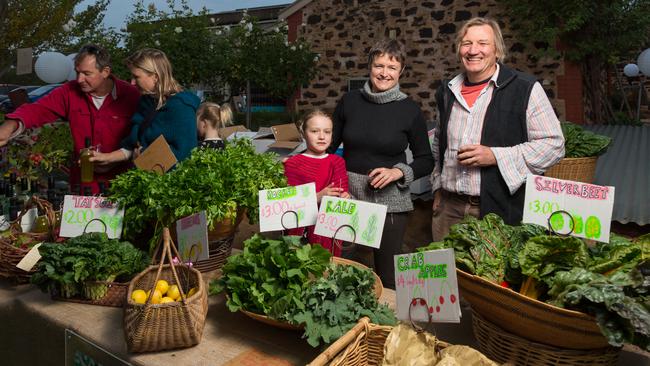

left=497, top=0, right=650, bottom=123
left=123, top=0, right=217, bottom=90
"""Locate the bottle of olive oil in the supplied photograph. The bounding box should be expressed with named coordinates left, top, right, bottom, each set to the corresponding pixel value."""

left=80, top=137, right=94, bottom=183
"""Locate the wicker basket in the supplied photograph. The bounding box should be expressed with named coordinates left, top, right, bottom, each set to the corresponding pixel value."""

left=309, top=317, right=450, bottom=366
left=472, top=311, right=620, bottom=365
left=51, top=280, right=128, bottom=307
left=457, top=269, right=610, bottom=349
left=124, top=228, right=208, bottom=353
left=544, top=156, right=598, bottom=183
left=0, top=196, right=57, bottom=283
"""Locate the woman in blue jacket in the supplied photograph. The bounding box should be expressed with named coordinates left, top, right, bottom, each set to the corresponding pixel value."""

left=90, top=48, right=199, bottom=167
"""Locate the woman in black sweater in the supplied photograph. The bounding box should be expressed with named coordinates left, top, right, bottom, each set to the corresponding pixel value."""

left=329, top=39, right=434, bottom=288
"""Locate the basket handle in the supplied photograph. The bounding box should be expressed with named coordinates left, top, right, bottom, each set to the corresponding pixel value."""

left=143, top=228, right=190, bottom=306
left=11, top=195, right=57, bottom=240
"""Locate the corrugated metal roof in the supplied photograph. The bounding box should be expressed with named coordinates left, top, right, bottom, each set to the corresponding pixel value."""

left=585, top=125, right=650, bottom=225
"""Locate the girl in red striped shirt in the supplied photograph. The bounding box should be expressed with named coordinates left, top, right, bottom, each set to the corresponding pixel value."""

left=283, top=109, right=350, bottom=256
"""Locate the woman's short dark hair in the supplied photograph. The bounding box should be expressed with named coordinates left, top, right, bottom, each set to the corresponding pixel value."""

left=367, top=39, right=406, bottom=70
left=74, top=44, right=112, bottom=71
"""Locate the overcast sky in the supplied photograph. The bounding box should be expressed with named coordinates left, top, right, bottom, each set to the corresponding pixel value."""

left=77, top=0, right=292, bottom=31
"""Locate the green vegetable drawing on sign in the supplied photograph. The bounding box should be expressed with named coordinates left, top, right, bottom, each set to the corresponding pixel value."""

left=362, top=214, right=378, bottom=244
left=350, top=211, right=360, bottom=234
left=301, top=185, right=310, bottom=197
left=569, top=213, right=584, bottom=234
left=585, top=216, right=602, bottom=239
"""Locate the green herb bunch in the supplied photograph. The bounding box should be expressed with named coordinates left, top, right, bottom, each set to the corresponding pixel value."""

left=108, top=139, right=286, bottom=251
left=31, top=232, right=149, bottom=300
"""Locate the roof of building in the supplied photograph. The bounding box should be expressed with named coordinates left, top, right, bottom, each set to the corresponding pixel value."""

left=587, top=124, right=650, bottom=225
left=208, top=4, right=291, bottom=26
left=278, top=0, right=312, bottom=20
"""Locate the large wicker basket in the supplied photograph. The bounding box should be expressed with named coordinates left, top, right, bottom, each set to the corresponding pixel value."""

left=0, top=196, right=57, bottom=283
left=124, top=228, right=208, bottom=353
left=472, top=311, right=620, bottom=365
left=457, top=269, right=610, bottom=349
left=544, top=156, right=598, bottom=183
left=309, top=317, right=450, bottom=366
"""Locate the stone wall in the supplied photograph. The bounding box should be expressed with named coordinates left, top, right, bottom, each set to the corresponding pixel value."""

left=294, top=0, right=568, bottom=122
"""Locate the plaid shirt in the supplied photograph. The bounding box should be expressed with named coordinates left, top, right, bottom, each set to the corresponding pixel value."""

left=432, top=64, right=565, bottom=195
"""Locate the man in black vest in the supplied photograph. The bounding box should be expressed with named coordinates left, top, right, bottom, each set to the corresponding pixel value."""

left=431, top=17, right=564, bottom=241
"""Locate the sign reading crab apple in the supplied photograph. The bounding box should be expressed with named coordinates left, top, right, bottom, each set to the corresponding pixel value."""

left=394, top=249, right=461, bottom=323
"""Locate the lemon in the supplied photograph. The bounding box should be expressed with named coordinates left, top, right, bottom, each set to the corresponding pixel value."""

left=167, top=285, right=181, bottom=301
left=155, top=280, right=169, bottom=296
left=131, top=289, right=147, bottom=304
left=146, top=289, right=163, bottom=304
left=160, top=296, right=176, bottom=303
left=187, top=287, right=197, bottom=298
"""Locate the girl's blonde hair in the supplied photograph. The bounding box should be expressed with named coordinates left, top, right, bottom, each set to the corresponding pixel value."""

left=196, top=102, right=234, bottom=130
left=126, top=48, right=182, bottom=109
left=297, top=108, right=332, bottom=133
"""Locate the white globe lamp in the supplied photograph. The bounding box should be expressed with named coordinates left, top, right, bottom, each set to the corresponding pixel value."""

left=66, top=53, right=77, bottom=81
left=34, top=52, right=71, bottom=84
left=623, top=63, right=639, bottom=78
left=636, top=48, right=650, bottom=76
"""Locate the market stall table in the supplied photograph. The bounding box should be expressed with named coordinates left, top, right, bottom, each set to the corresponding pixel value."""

left=0, top=279, right=648, bottom=365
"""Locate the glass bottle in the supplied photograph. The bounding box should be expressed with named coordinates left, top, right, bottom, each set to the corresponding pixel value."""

left=80, top=137, right=94, bottom=183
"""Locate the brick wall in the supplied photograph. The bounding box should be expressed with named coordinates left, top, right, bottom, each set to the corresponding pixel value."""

left=290, top=0, right=583, bottom=123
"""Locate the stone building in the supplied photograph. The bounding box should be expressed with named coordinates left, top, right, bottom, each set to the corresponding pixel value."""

left=280, top=0, right=585, bottom=123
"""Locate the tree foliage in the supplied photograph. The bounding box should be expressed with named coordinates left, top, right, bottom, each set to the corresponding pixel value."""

left=496, top=0, right=650, bottom=122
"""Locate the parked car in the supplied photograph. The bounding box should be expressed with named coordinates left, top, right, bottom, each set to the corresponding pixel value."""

left=0, top=84, right=61, bottom=113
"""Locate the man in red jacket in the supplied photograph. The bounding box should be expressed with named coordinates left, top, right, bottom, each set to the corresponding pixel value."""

left=0, top=44, right=140, bottom=193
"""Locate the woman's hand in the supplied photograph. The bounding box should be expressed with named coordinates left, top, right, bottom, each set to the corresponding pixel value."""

left=317, top=183, right=345, bottom=203
left=88, top=150, right=129, bottom=166
left=368, top=167, right=403, bottom=189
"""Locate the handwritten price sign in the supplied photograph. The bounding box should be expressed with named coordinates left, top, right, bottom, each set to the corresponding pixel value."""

left=313, top=197, right=387, bottom=248
left=176, top=211, right=209, bottom=262
left=258, top=183, right=318, bottom=232
left=60, top=195, right=124, bottom=239
left=394, top=249, right=461, bottom=323
left=523, top=174, right=615, bottom=243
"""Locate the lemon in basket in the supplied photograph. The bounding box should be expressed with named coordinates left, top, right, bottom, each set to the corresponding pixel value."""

left=155, top=280, right=169, bottom=295
left=160, top=296, right=176, bottom=304
left=146, top=289, right=163, bottom=304
left=131, top=289, right=147, bottom=304
left=167, top=285, right=181, bottom=301
left=187, top=287, right=197, bottom=298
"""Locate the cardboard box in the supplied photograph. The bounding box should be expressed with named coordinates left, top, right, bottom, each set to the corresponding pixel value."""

left=269, top=123, right=302, bottom=149
left=133, top=135, right=177, bottom=174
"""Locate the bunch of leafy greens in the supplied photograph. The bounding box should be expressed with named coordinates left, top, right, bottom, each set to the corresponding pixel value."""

left=109, top=139, right=286, bottom=252
left=211, top=234, right=395, bottom=347
left=31, top=233, right=149, bottom=300
left=290, top=264, right=397, bottom=347
left=423, top=214, right=650, bottom=350
left=547, top=263, right=650, bottom=349
left=561, top=122, right=612, bottom=158
left=210, top=234, right=331, bottom=318
left=419, top=214, right=546, bottom=285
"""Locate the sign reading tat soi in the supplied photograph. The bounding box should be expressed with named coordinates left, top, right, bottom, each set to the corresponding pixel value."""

left=394, top=249, right=461, bottom=323
left=523, top=174, right=615, bottom=243
left=314, top=197, right=387, bottom=248
left=258, top=183, right=318, bottom=232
